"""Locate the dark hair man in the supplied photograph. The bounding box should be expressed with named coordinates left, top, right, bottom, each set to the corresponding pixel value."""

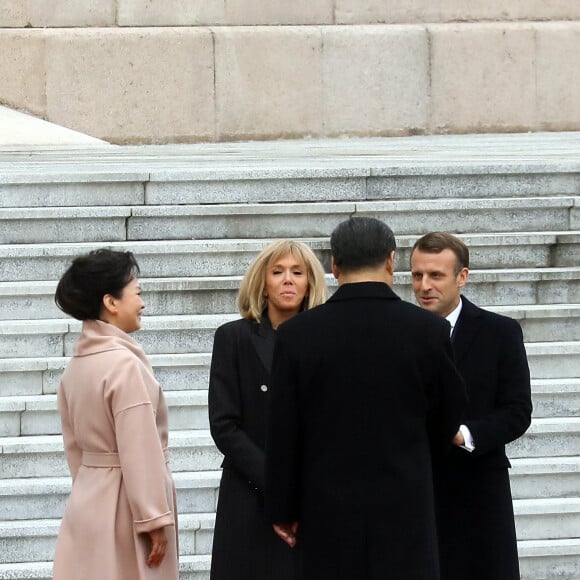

left=411, top=231, right=532, bottom=580
left=265, top=217, right=466, bottom=580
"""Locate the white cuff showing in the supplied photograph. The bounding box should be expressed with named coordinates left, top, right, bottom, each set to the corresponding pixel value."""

left=459, top=424, right=475, bottom=452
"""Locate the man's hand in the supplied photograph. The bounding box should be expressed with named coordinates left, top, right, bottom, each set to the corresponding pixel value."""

left=452, top=429, right=465, bottom=446
left=146, top=527, right=168, bottom=567
left=273, top=522, right=299, bottom=548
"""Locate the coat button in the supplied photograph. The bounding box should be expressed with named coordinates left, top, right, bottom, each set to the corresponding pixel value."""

left=260, top=384, right=268, bottom=392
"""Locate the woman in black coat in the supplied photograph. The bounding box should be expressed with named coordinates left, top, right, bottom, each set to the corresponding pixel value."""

left=208, top=240, right=328, bottom=580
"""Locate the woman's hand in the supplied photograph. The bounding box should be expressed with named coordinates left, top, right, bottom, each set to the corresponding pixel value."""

left=146, top=527, right=168, bottom=567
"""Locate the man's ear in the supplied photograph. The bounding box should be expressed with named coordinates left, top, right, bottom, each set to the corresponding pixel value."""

left=331, top=257, right=340, bottom=280
left=457, top=267, right=469, bottom=289
left=385, top=250, right=396, bottom=275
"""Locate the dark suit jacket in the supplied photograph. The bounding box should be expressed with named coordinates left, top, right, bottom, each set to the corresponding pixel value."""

left=208, top=315, right=298, bottom=580
left=265, top=282, right=467, bottom=580
left=434, top=296, right=532, bottom=580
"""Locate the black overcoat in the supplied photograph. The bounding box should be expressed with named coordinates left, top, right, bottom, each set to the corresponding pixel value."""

left=208, top=315, right=298, bottom=580
left=433, top=296, right=532, bottom=580
left=265, top=282, right=467, bottom=580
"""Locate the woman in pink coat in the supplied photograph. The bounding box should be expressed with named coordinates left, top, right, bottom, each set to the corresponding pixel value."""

left=52, top=249, right=179, bottom=580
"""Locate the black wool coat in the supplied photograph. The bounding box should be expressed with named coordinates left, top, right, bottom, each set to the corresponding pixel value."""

left=265, top=282, right=467, bottom=580
left=433, top=296, right=532, bottom=580
left=208, top=315, right=298, bottom=580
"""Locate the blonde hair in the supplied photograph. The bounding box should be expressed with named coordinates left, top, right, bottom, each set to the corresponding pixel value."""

left=238, top=240, right=328, bottom=322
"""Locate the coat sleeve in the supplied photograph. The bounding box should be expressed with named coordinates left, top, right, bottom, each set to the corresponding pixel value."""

left=426, top=322, right=468, bottom=457
left=465, top=318, right=532, bottom=455
left=57, top=384, right=82, bottom=481
left=208, top=324, right=266, bottom=490
left=107, top=354, right=175, bottom=534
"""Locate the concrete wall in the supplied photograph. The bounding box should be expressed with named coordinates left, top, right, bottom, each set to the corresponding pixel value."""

left=1, top=3, right=579, bottom=143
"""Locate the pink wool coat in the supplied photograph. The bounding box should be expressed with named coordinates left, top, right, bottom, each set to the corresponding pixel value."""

left=53, top=320, right=179, bottom=580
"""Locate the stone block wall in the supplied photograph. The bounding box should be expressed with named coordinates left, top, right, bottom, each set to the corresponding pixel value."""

left=1, top=2, right=579, bottom=143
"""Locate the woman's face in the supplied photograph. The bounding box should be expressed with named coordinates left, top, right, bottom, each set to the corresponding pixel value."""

left=264, top=252, right=309, bottom=323
left=107, top=278, right=145, bottom=334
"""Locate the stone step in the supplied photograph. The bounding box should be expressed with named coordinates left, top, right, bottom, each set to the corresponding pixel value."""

left=492, top=304, right=580, bottom=342
left=507, top=418, right=580, bottom=459
left=0, top=470, right=220, bottom=521
left=1, top=267, right=579, bottom=320
left=514, top=498, right=580, bottom=541
left=2, top=541, right=579, bottom=580
left=519, top=539, right=580, bottom=580
left=0, top=239, right=317, bottom=282
left=1, top=378, right=577, bottom=437
left=532, top=379, right=580, bottom=418
left=180, top=555, right=212, bottom=580
left=130, top=197, right=577, bottom=241
left=1, top=132, right=577, bottom=159
left=0, top=175, right=145, bottom=209
left=0, top=277, right=246, bottom=320
left=0, top=562, right=54, bottom=580
left=0, top=512, right=216, bottom=564
left=0, top=135, right=579, bottom=206
left=0, top=303, right=575, bottom=360
left=0, top=232, right=578, bottom=282
left=0, top=315, right=236, bottom=359
left=0, top=197, right=575, bottom=244
left=0, top=431, right=222, bottom=479
left=0, top=353, right=211, bottom=397
left=0, top=207, right=131, bottom=245
left=1, top=415, right=575, bottom=482
left=2, top=498, right=578, bottom=564
left=142, top=166, right=580, bottom=207
left=0, top=450, right=573, bottom=512
left=526, top=342, right=580, bottom=379
left=1, top=454, right=576, bottom=523
left=510, top=457, right=580, bottom=500
left=0, top=341, right=576, bottom=398
left=0, top=556, right=212, bottom=580
left=0, top=390, right=209, bottom=437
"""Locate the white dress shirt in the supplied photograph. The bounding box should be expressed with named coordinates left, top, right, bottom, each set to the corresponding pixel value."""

left=446, top=298, right=475, bottom=452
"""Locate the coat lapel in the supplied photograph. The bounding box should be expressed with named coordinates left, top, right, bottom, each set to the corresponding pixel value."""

left=452, top=296, right=484, bottom=364
left=249, top=314, right=276, bottom=373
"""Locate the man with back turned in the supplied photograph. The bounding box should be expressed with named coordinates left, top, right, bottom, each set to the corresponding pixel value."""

left=265, top=217, right=466, bottom=580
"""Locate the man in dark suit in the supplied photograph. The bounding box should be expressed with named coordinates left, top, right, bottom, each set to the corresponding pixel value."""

left=410, top=231, right=532, bottom=580
left=265, top=217, right=467, bottom=580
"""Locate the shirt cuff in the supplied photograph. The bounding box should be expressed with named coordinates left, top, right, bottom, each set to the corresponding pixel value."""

left=458, top=424, right=475, bottom=452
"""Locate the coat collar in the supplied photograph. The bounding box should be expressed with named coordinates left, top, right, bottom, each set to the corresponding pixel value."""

left=74, top=319, right=154, bottom=372
left=328, top=281, right=400, bottom=303
left=452, top=296, right=484, bottom=363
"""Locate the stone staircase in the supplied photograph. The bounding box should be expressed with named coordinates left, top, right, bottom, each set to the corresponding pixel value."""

left=0, top=133, right=579, bottom=579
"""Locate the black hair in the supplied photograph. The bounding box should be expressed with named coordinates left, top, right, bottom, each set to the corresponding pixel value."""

left=330, top=217, right=396, bottom=272
left=55, top=249, right=140, bottom=320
